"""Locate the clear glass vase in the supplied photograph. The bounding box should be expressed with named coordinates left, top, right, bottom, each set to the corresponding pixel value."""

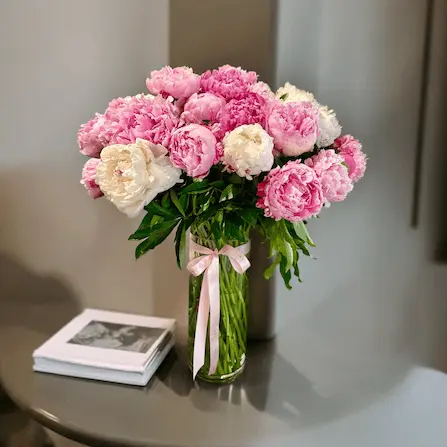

left=188, top=228, right=249, bottom=384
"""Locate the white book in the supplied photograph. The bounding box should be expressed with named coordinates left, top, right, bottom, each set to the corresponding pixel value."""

left=33, top=309, right=176, bottom=386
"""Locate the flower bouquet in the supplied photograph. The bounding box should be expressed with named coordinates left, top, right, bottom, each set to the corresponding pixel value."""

left=79, top=65, right=366, bottom=383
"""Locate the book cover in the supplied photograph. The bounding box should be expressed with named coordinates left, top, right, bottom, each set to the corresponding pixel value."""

left=33, top=309, right=176, bottom=374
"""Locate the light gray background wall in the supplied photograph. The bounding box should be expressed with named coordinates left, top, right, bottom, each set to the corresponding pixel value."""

left=275, top=0, right=447, bottom=374
left=0, top=0, right=169, bottom=315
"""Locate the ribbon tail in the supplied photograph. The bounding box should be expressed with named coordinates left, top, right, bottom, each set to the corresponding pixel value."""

left=193, top=270, right=210, bottom=379
left=208, top=256, right=220, bottom=376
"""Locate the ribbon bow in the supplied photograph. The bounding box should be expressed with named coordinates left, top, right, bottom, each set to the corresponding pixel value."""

left=187, top=239, right=250, bottom=379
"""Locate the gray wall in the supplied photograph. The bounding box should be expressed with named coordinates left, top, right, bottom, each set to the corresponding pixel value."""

left=170, top=0, right=276, bottom=83
left=0, top=0, right=169, bottom=314
left=276, top=0, right=447, bottom=372
left=419, top=0, right=447, bottom=368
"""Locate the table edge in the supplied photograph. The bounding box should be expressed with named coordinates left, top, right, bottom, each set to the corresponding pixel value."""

left=3, top=379, right=181, bottom=447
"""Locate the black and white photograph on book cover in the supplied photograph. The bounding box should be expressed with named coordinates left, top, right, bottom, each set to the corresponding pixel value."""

left=68, top=320, right=165, bottom=354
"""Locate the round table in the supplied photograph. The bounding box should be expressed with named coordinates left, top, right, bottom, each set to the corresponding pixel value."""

left=2, top=279, right=447, bottom=446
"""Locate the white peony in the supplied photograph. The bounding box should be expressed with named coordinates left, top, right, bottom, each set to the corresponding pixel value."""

left=275, top=82, right=315, bottom=103
left=96, top=138, right=182, bottom=218
left=223, top=124, right=274, bottom=180
left=316, top=105, right=342, bottom=148
left=275, top=82, right=342, bottom=148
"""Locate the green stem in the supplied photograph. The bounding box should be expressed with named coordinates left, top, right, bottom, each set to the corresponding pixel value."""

left=219, top=280, right=237, bottom=367
left=188, top=224, right=249, bottom=382
left=221, top=266, right=245, bottom=348
left=217, top=336, right=227, bottom=375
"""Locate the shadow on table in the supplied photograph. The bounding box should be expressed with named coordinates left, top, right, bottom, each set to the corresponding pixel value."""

left=0, top=252, right=81, bottom=335
left=156, top=342, right=328, bottom=415
left=0, top=253, right=81, bottom=446
left=157, top=339, right=411, bottom=429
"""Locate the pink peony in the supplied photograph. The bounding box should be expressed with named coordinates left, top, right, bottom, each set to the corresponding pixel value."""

left=182, top=93, right=225, bottom=124
left=305, top=149, right=353, bottom=203
left=256, top=160, right=324, bottom=222
left=146, top=66, right=200, bottom=99
left=249, top=81, right=275, bottom=101
left=77, top=94, right=178, bottom=157
left=80, top=158, right=103, bottom=199
left=218, top=92, right=268, bottom=136
left=169, top=124, right=217, bottom=178
left=214, top=141, right=224, bottom=163
left=268, top=101, right=319, bottom=156
left=200, top=65, right=257, bottom=101
left=208, top=122, right=227, bottom=142
left=77, top=114, right=111, bottom=158
left=333, top=135, right=367, bottom=182
left=107, top=95, right=179, bottom=148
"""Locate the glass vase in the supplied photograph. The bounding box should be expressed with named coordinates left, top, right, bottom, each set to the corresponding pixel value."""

left=188, top=228, right=249, bottom=384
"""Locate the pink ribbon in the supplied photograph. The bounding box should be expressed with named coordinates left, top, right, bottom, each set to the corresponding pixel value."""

left=187, top=239, right=250, bottom=379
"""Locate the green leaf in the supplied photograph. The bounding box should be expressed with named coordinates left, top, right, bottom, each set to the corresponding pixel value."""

left=263, top=254, right=281, bottom=280
left=203, top=119, right=210, bottom=125
left=134, top=219, right=179, bottom=259
left=223, top=201, right=243, bottom=212
left=279, top=93, right=288, bottom=101
left=292, top=221, right=315, bottom=246
left=174, top=221, right=186, bottom=269
left=292, top=250, right=302, bottom=282
left=129, top=209, right=159, bottom=240
left=201, top=191, right=214, bottom=212
left=209, top=180, right=226, bottom=190
left=161, top=192, right=170, bottom=209
left=135, top=239, right=152, bottom=259
left=281, top=221, right=296, bottom=245
left=219, top=184, right=233, bottom=202
left=224, top=213, right=248, bottom=243
left=170, top=190, right=186, bottom=218
left=129, top=210, right=154, bottom=238
left=296, top=239, right=311, bottom=256
left=228, top=174, right=243, bottom=184
left=145, top=202, right=178, bottom=219
left=257, top=215, right=270, bottom=238
left=196, top=203, right=223, bottom=226
left=139, top=211, right=154, bottom=229
left=274, top=156, right=287, bottom=167
left=279, top=256, right=292, bottom=290
left=192, top=194, right=197, bottom=214
left=284, top=241, right=294, bottom=271
left=179, top=193, right=189, bottom=214
left=182, top=180, right=210, bottom=194
left=151, top=215, right=164, bottom=226
left=240, top=208, right=259, bottom=226
left=187, top=187, right=213, bottom=195
left=183, top=217, right=193, bottom=233
left=129, top=229, right=151, bottom=240
left=211, top=220, right=223, bottom=248
left=174, top=217, right=193, bottom=268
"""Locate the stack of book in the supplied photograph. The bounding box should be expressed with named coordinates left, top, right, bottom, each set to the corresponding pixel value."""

left=33, top=309, right=175, bottom=386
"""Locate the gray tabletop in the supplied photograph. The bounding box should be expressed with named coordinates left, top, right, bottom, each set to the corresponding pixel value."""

left=1, top=272, right=447, bottom=446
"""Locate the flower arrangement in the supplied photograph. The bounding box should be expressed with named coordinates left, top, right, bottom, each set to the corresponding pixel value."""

left=79, top=65, right=366, bottom=382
